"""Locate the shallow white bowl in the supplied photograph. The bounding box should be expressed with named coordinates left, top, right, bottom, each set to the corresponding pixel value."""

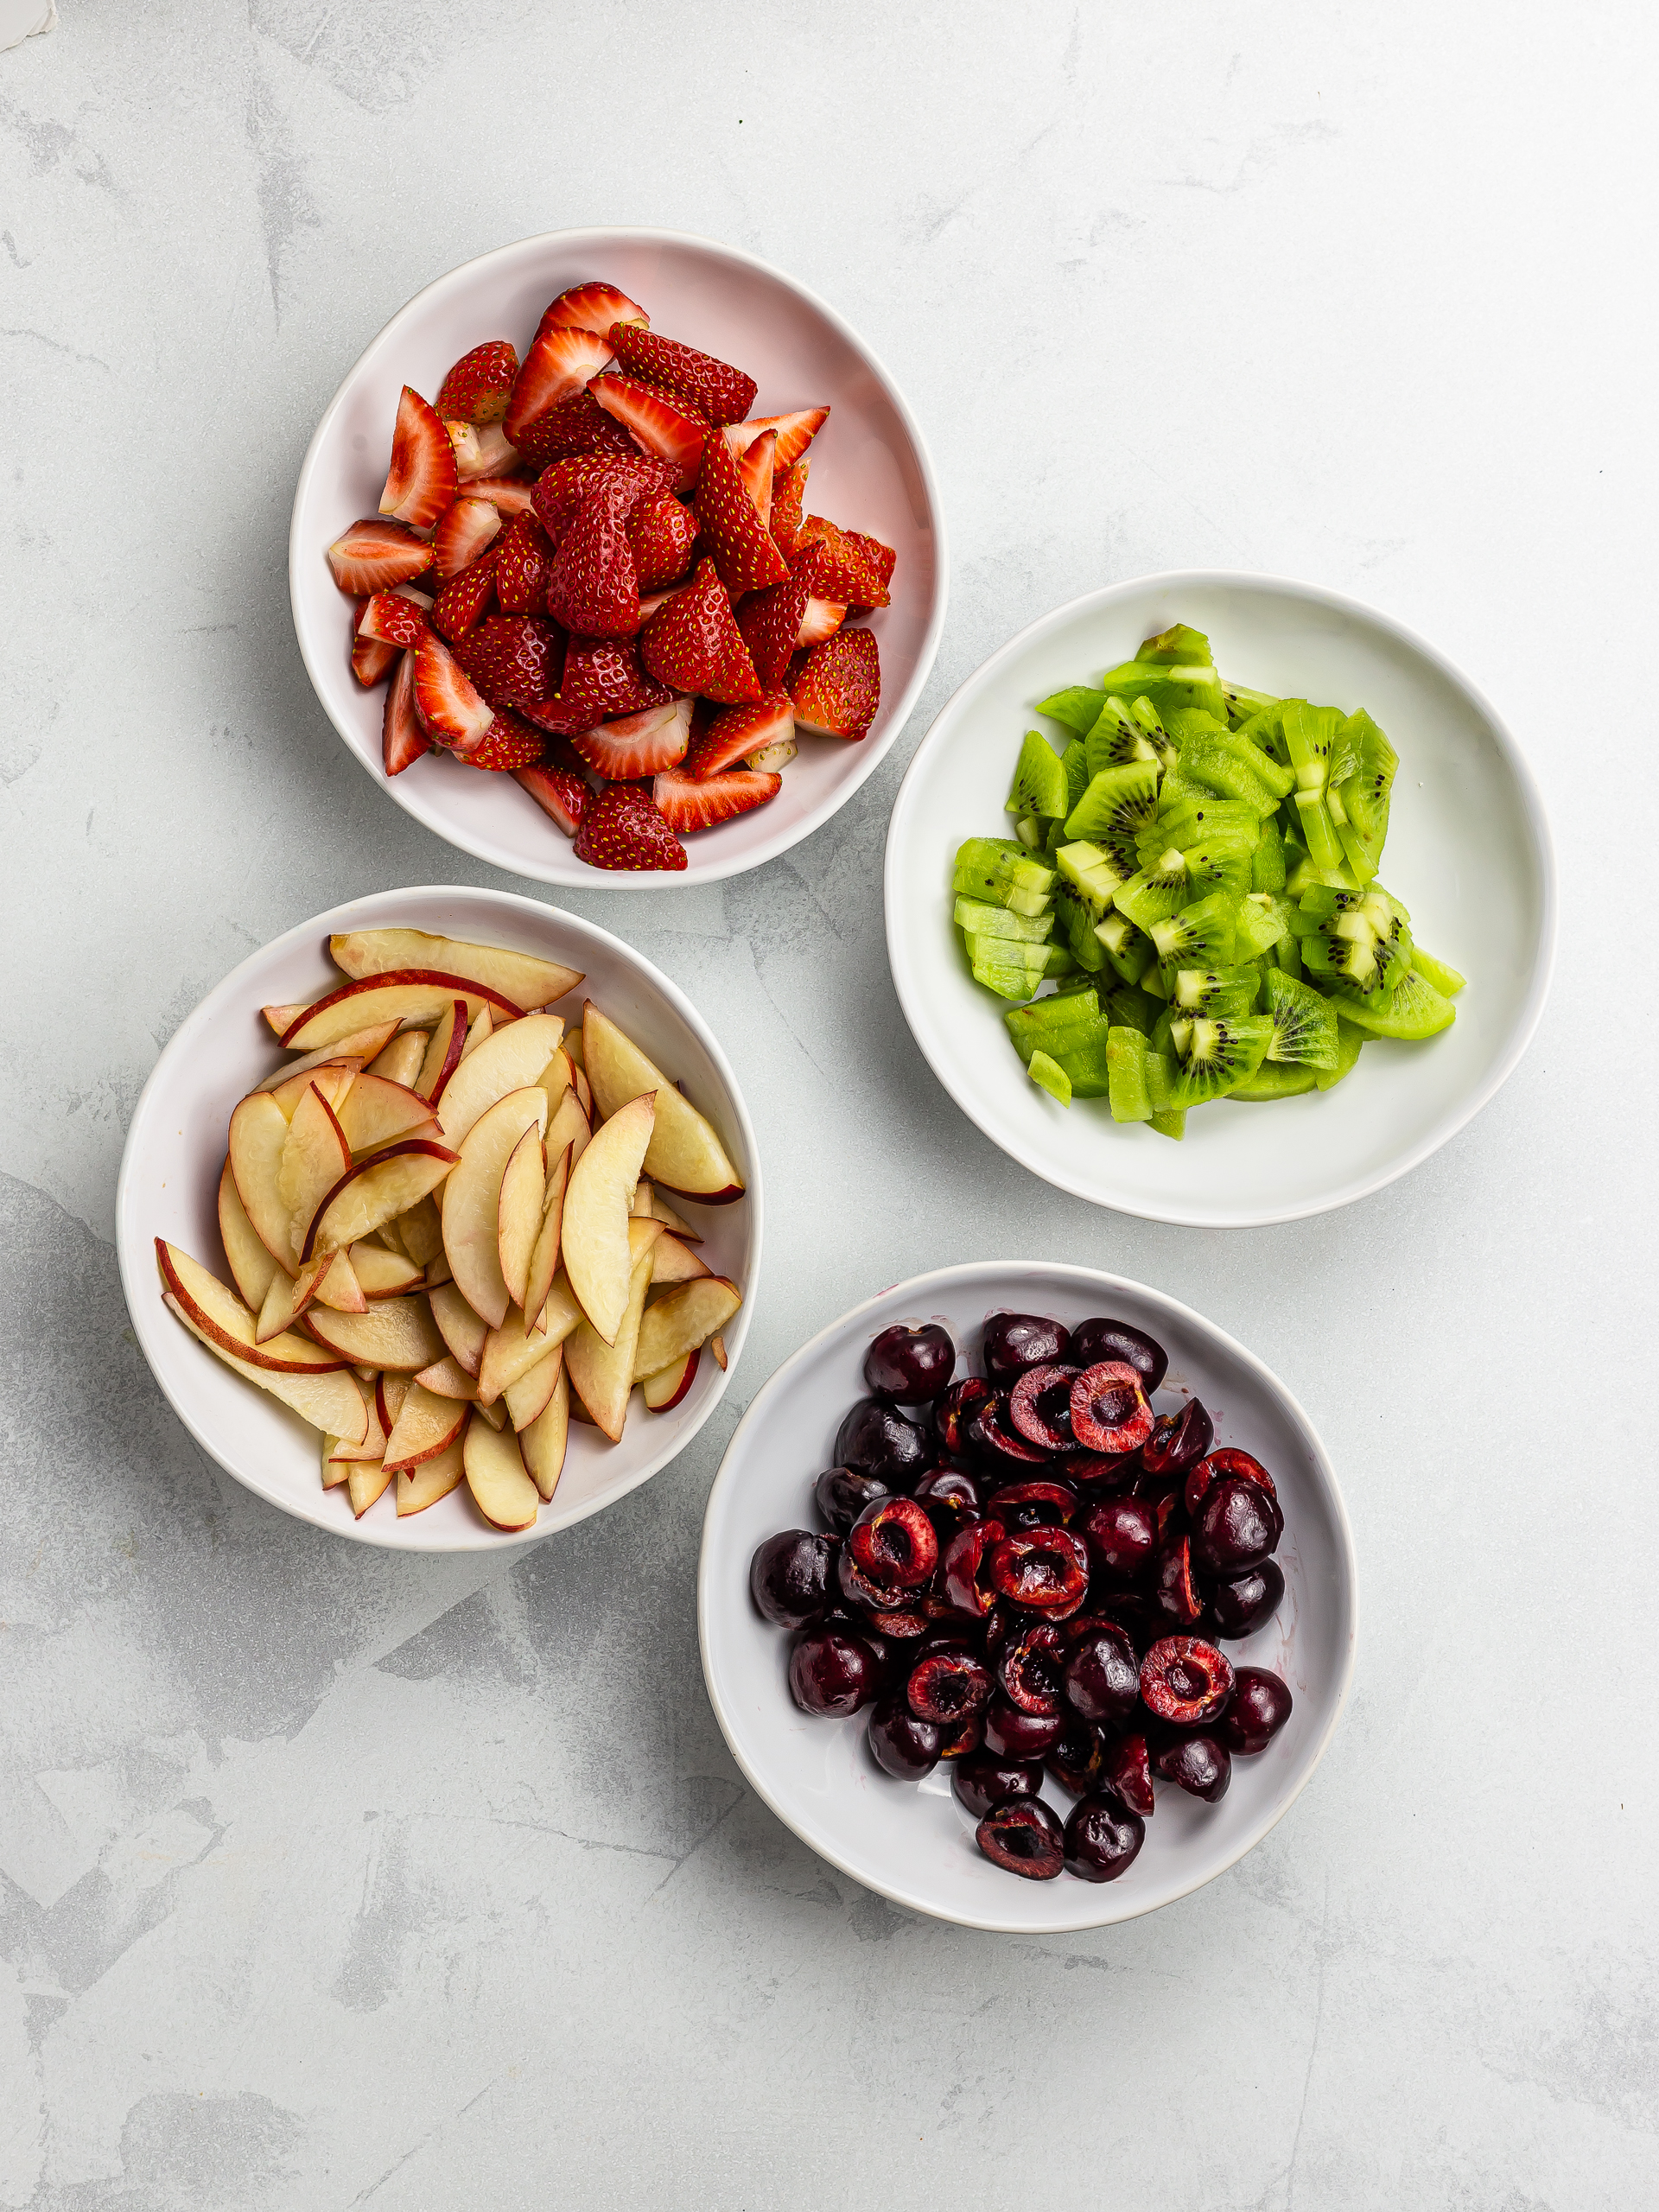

left=117, top=887, right=760, bottom=1551
left=289, top=227, right=947, bottom=887
left=884, top=572, right=1556, bottom=1226
left=699, top=1262, right=1356, bottom=1933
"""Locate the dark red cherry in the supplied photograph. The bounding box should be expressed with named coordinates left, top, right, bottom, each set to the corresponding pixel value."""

left=868, top=1694, right=941, bottom=1780
left=1210, top=1560, right=1286, bottom=1638
left=1183, top=1446, right=1279, bottom=1519
left=953, top=1751, right=1045, bottom=1819
left=1068, top=1450, right=1141, bottom=1488
left=846, top=1495, right=938, bottom=1592
left=1046, top=1719, right=1105, bottom=1797
left=1220, top=1668, right=1294, bottom=1755
left=835, top=1398, right=932, bottom=1484
left=1153, top=1533, right=1205, bottom=1628
left=1062, top=1621, right=1141, bottom=1723
left=1063, top=1792, right=1146, bottom=1881
left=906, top=1649, right=991, bottom=1725
left=976, top=1796, right=1065, bottom=1879
left=942, top=1517, right=1007, bottom=1618
left=788, top=1628, right=882, bottom=1717
left=1069, top=1318, right=1168, bottom=1394
left=996, top=1620, right=1066, bottom=1714
left=938, top=1713, right=984, bottom=1760
left=1152, top=1732, right=1230, bottom=1802
left=864, top=1600, right=930, bottom=1642
left=750, top=1530, right=836, bottom=1627
left=1077, top=1494, right=1158, bottom=1583
left=1102, top=1730, right=1155, bottom=1815
left=982, top=1694, right=1064, bottom=1759
left=1140, top=1636, right=1235, bottom=1726
left=982, top=1311, right=1071, bottom=1382
left=1192, top=1478, right=1281, bottom=1575
left=1069, top=1361, right=1154, bottom=1455
left=965, top=1395, right=1049, bottom=1471
left=985, top=1478, right=1077, bottom=1530
left=934, top=1376, right=995, bottom=1454
left=987, top=1527, right=1090, bottom=1613
left=1007, top=1363, right=1080, bottom=1450
left=865, top=1322, right=956, bottom=1405
left=911, top=1466, right=982, bottom=1538
left=1141, top=1397, right=1213, bottom=1478
left=1088, top=1593, right=1164, bottom=1659
left=814, top=1465, right=889, bottom=1535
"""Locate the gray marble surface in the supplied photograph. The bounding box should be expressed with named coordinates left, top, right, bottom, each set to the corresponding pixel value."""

left=3, top=4, right=1654, bottom=2207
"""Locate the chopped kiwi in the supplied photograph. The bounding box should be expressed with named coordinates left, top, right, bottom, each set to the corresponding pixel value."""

left=1315, top=1017, right=1367, bottom=1090
left=1095, top=909, right=1158, bottom=986
left=1251, top=817, right=1287, bottom=892
left=1149, top=892, right=1239, bottom=974
left=1230, top=1061, right=1319, bottom=1102
left=1103, top=983, right=1161, bottom=1034
left=1106, top=1027, right=1154, bottom=1122
left=1412, top=948, right=1466, bottom=997
left=1235, top=890, right=1293, bottom=959
left=1056, top=840, right=1128, bottom=920
left=1028, top=1051, right=1071, bottom=1106
left=1225, top=683, right=1281, bottom=731
left=1166, top=1014, right=1273, bottom=1107
left=1084, top=698, right=1161, bottom=778
left=1064, top=759, right=1160, bottom=858
left=1060, top=740, right=1090, bottom=817
left=1007, top=731, right=1069, bottom=820
left=1331, top=968, right=1455, bottom=1040
left=1051, top=882, right=1109, bottom=971
left=953, top=898, right=1054, bottom=944
left=1171, top=966, right=1261, bottom=1020
left=1262, top=969, right=1340, bottom=1067
left=1297, top=885, right=1414, bottom=1007
left=1035, top=686, right=1108, bottom=736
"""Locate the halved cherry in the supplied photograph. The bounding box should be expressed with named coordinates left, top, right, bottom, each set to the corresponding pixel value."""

left=906, top=1649, right=991, bottom=1726
left=1153, top=1532, right=1205, bottom=1628
left=911, top=1466, right=982, bottom=1538
left=1046, top=1719, right=1105, bottom=1798
left=1060, top=1621, right=1141, bottom=1723
left=942, top=1517, right=1007, bottom=1618
left=934, top=1376, right=995, bottom=1455
left=837, top=1547, right=900, bottom=1613
left=1103, top=1730, right=1155, bottom=1815
left=976, top=1797, right=1065, bottom=1880
left=1068, top=1449, right=1141, bottom=1487
left=984, top=1478, right=1077, bottom=1530
left=982, top=1696, right=1064, bottom=1760
left=1141, top=1396, right=1214, bottom=1478
left=966, top=1395, right=1049, bottom=1470
left=995, top=1619, right=1066, bottom=1714
left=1192, top=1476, right=1282, bottom=1575
left=986, top=1527, right=1090, bottom=1613
left=846, top=1495, right=938, bottom=1592
left=1184, top=1446, right=1279, bottom=1519
left=1069, top=1361, right=1154, bottom=1455
left=1007, top=1363, right=1081, bottom=1451
left=865, top=1601, right=930, bottom=1641
left=1140, top=1635, right=1236, bottom=1726
left=937, top=1713, right=984, bottom=1760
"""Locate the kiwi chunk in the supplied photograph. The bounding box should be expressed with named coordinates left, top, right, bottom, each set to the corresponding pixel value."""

left=1006, top=731, right=1069, bottom=820
left=1051, top=882, right=1109, bottom=972
left=1028, top=1051, right=1072, bottom=1107
left=1084, top=697, right=1161, bottom=778
left=1095, top=909, right=1157, bottom=986
left=954, top=837, right=1056, bottom=915
left=1332, top=968, right=1455, bottom=1040
left=1166, top=1014, right=1273, bottom=1107
left=954, top=898, right=1054, bottom=944
left=1224, top=683, right=1281, bottom=731
left=1035, top=686, right=1107, bottom=736
left=1235, top=890, right=1292, bottom=958
left=1064, top=759, right=1160, bottom=857
left=1315, top=1017, right=1367, bottom=1090
left=1149, top=892, right=1240, bottom=974
left=1056, top=840, right=1127, bottom=920
left=1412, top=948, right=1466, bottom=997
left=1229, top=1061, right=1319, bottom=1102
left=1106, top=1028, right=1154, bottom=1122
left=1263, top=969, right=1340, bottom=1067
left=1171, top=966, right=1261, bottom=1020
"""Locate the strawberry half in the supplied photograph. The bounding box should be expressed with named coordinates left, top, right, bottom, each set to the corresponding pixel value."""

left=436, top=341, right=520, bottom=426
left=327, top=517, right=431, bottom=597
left=588, top=372, right=707, bottom=491
left=461, top=474, right=536, bottom=518
left=383, top=651, right=428, bottom=775
left=379, top=387, right=458, bottom=531
left=516, top=692, right=595, bottom=737
left=560, top=635, right=672, bottom=723
left=515, top=760, right=588, bottom=836
left=513, top=389, right=639, bottom=468
left=531, top=452, right=674, bottom=542
left=794, top=517, right=890, bottom=607
left=653, top=764, right=781, bottom=833
left=505, top=327, right=613, bottom=447
left=447, top=421, right=519, bottom=481
left=721, top=409, right=829, bottom=471
left=413, top=633, right=494, bottom=753
left=694, top=427, right=787, bottom=594
left=573, top=782, right=688, bottom=872
left=430, top=544, right=500, bottom=643
left=463, top=706, right=548, bottom=772
left=687, top=696, right=794, bottom=780
left=770, top=459, right=808, bottom=559
left=454, top=615, right=560, bottom=709
left=798, top=593, right=848, bottom=647
left=734, top=428, right=776, bottom=527
left=359, top=588, right=431, bottom=650
left=569, top=698, right=693, bottom=779
left=430, top=495, right=505, bottom=581
left=351, top=615, right=397, bottom=689
left=607, top=323, right=757, bottom=429
left=543, top=480, right=639, bottom=639
left=639, top=557, right=763, bottom=705
left=791, top=626, right=880, bottom=740
left=493, top=511, right=556, bottom=614
left=626, top=493, right=698, bottom=590
left=736, top=570, right=811, bottom=692
left=537, top=283, right=650, bottom=339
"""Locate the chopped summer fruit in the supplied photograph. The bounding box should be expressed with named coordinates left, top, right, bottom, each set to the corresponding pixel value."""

left=640, top=556, right=763, bottom=703
left=721, top=408, right=828, bottom=470
left=588, top=371, right=707, bottom=489
left=572, top=781, right=689, bottom=872
left=436, top=341, right=520, bottom=425
left=607, top=321, right=758, bottom=428
left=379, top=386, right=459, bottom=530
left=791, top=626, right=880, bottom=739
left=694, top=425, right=788, bottom=593
left=687, top=696, right=793, bottom=779
left=570, top=698, right=694, bottom=779
left=327, top=518, right=431, bottom=597
left=652, top=765, right=781, bottom=833
left=543, top=479, right=640, bottom=639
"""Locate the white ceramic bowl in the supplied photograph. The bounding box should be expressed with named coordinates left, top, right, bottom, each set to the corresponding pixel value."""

left=117, top=886, right=760, bottom=1551
left=884, top=572, right=1556, bottom=1227
left=699, top=1262, right=1356, bottom=1933
left=289, top=228, right=947, bottom=886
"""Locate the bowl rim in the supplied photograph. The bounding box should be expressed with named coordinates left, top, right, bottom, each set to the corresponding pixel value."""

left=696, top=1258, right=1358, bottom=1933
left=882, top=566, right=1560, bottom=1228
left=116, top=883, right=764, bottom=1551
left=288, top=224, right=950, bottom=888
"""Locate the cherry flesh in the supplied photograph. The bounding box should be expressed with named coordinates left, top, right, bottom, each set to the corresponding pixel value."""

left=996, top=1620, right=1066, bottom=1714
left=911, top=1466, right=982, bottom=1538
left=1069, top=1318, right=1168, bottom=1395
left=982, top=1694, right=1064, bottom=1759
left=1062, top=1622, right=1141, bottom=1723
left=1220, top=1668, right=1294, bottom=1755
left=952, top=1751, right=1045, bottom=1820
left=1154, top=1533, right=1205, bottom=1628
left=982, top=1311, right=1071, bottom=1382
left=1069, top=1362, right=1155, bottom=1455
left=865, top=1322, right=956, bottom=1406
left=1078, top=1494, right=1158, bottom=1582
left=965, top=1396, right=1050, bottom=1471
left=1140, top=1397, right=1214, bottom=1480
left=788, top=1628, right=882, bottom=1717
left=976, top=1796, right=1065, bottom=1879
left=1007, top=1363, right=1080, bottom=1451
left=1046, top=1720, right=1105, bottom=1798
left=938, top=1713, right=983, bottom=1760
left=1103, top=1730, right=1155, bottom=1815
left=987, top=1527, right=1090, bottom=1612
left=1140, top=1636, right=1236, bottom=1726
left=846, top=1495, right=938, bottom=1592
left=1152, top=1732, right=1231, bottom=1802
left=1192, top=1477, right=1282, bottom=1575
left=942, top=1517, right=1006, bottom=1618
left=814, top=1465, right=889, bottom=1535
left=985, top=1478, right=1077, bottom=1530
left=868, top=1694, right=941, bottom=1781
left=1063, top=1792, right=1146, bottom=1881
left=1209, top=1560, right=1286, bottom=1639
left=750, top=1530, right=836, bottom=1628
left=907, top=1649, right=991, bottom=1725
left=835, top=1398, right=932, bottom=1484
left=934, top=1376, right=995, bottom=1455
left=1184, top=1446, right=1278, bottom=1519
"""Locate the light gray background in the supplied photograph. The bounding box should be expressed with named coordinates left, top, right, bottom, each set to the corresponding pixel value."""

left=3, top=4, right=1653, bottom=2207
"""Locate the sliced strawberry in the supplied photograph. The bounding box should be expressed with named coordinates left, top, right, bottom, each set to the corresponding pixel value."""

left=607, top=324, right=756, bottom=429
left=626, top=493, right=697, bottom=590
left=736, top=571, right=811, bottom=692
left=543, top=480, right=639, bottom=639
left=382, top=651, right=428, bottom=775
left=794, top=516, right=890, bottom=607
left=327, top=517, right=431, bottom=597
left=734, top=427, right=777, bottom=527
left=351, top=621, right=397, bottom=688
left=798, top=594, right=848, bottom=647
left=447, top=420, right=520, bottom=481
left=413, top=633, right=494, bottom=753
left=493, top=511, right=556, bottom=614
left=687, top=696, right=794, bottom=780
left=770, top=458, right=808, bottom=559
left=694, top=428, right=787, bottom=594
left=569, top=698, right=693, bottom=780
left=505, top=326, right=613, bottom=447
left=430, top=495, right=505, bottom=581
left=654, top=764, right=782, bottom=833
left=454, top=615, right=560, bottom=709
left=588, top=372, right=707, bottom=490
left=537, top=283, right=650, bottom=339
left=791, top=626, right=880, bottom=740
left=515, top=760, right=588, bottom=836
left=513, top=389, right=639, bottom=468
left=721, top=409, right=829, bottom=471
left=379, top=386, right=458, bottom=530
left=531, top=452, right=675, bottom=542
left=573, top=781, right=688, bottom=872
left=430, top=544, right=500, bottom=643
left=436, top=341, right=520, bottom=425
left=560, top=634, right=672, bottom=723
left=359, top=588, right=431, bottom=650
left=463, top=706, right=548, bottom=772
left=746, top=734, right=798, bottom=774
left=639, top=557, right=763, bottom=705
left=848, top=530, right=897, bottom=593
left=636, top=588, right=675, bottom=626
left=516, top=691, right=594, bottom=737
left=461, top=474, right=536, bottom=517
